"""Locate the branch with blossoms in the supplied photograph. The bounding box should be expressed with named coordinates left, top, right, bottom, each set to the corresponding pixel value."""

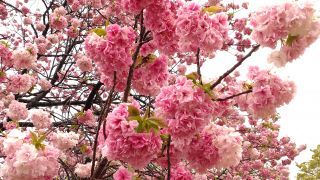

left=0, top=0, right=317, bottom=179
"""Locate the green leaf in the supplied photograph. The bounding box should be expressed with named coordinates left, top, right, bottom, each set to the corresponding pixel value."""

left=30, top=131, right=38, bottom=144
left=71, top=124, right=79, bottom=129
left=29, top=131, right=46, bottom=150
left=75, top=111, right=85, bottom=118
left=202, top=83, right=214, bottom=96
left=0, top=40, right=9, bottom=48
left=160, top=134, right=169, bottom=141
left=0, top=71, right=5, bottom=78
left=127, top=115, right=142, bottom=122
left=286, top=34, right=299, bottom=46
left=146, top=117, right=167, bottom=128
left=38, top=134, right=46, bottom=143
left=135, top=54, right=158, bottom=68
left=135, top=120, right=145, bottom=133
left=80, top=144, right=88, bottom=154
left=145, top=120, right=159, bottom=133
left=105, top=19, right=110, bottom=27
left=243, top=81, right=253, bottom=91
left=91, top=28, right=106, bottom=37
left=128, top=105, right=140, bottom=117
left=202, top=5, right=223, bottom=14
left=186, top=72, right=198, bottom=82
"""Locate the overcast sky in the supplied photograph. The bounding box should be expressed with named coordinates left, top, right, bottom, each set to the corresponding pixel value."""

left=196, top=0, right=320, bottom=178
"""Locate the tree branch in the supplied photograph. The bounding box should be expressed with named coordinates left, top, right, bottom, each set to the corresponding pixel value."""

left=167, top=135, right=171, bottom=180
left=215, top=89, right=252, bottom=101
left=196, top=48, right=202, bottom=85
left=123, top=10, right=145, bottom=102
left=210, top=45, right=260, bottom=90
left=84, top=81, right=103, bottom=110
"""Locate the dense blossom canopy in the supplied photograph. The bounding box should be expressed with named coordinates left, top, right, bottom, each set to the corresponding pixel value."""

left=0, top=0, right=318, bottom=179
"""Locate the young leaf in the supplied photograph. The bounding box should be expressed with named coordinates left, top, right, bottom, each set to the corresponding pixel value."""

left=30, top=131, right=38, bottom=144
left=38, top=134, right=46, bottom=143
left=147, top=117, right=167, bottom=128
left=80, top=145, right=88, bottom=154
left=135, top=120, right=146, bottom=133
left=186, top=72, right=199, bottom=83
left=286, top=34, right=299, bottom=46
left=128, top=105, right=140, bottom=117
left=127, top=115, right=142, bottom=122
left=202, top=5, right=223, bottom=14
left=105, top=19, right=110, bottom=27
left=202, top=83, right=214, bottom=98
left=91, top=28, right=106, bottom=37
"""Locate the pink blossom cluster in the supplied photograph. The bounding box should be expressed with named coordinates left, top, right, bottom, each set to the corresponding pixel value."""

left=6, top=100, right=28, bottom=120
left=47, top=34, right=59, bottom=44
left=12, top=44, right=38, bottom=69
left=85, top=24, right=136, bottom=91
left=35, top=36, right=51, bottom=54
left=143, top=0, right=180, bottom=55
left=205, top=0, right=221, bottom=6
left=0, top=43, right=12, bottom=67
left=99, top=103, right=161, bottom=169
left=49, top=131, right=79, bottom=151
left=76, top=55, right=93, bottom=72
left=74, top=163, right=91, bottom=178
left=155, top=76, right=214, bottom=147
left=113, top=166, right=133, bottom=180
left=90, top=0, right=108, bottom=9
left=50, top=7, right=68, bottom=30
left=31, top=109, right=52, bottom=129
left=250, top=2, right=320, bottom=66
left=186, top=124, right=242, bottom=172
left=76, top=109, right=96, bottom=127
left=120, top=0, right=157, bottom=14
left=227, top=119, right=306, bottom=179
left=237, top=66, right=296, bottom=118
left=23, top=17, right=32, bottom=25
left=0, top=93, right=14, bottom=108
left=250, top=3, right=289, bottom=48
left=0, top=4, right=8, bottom=20
left=155, top=136, right=184, bottom=168
left=6, top=74, right=34, bottom=94
left=268, top=25, right=320, bottom=67
left=170, top=164, right=193, bottom=180
left=133, top=55, right=169, bottom=96
left=0, top=130, right=60, bottom=180
left=38, top=78, right=52, bottom=91
left=175, top=3, right=229, bottom=54
left=67, top=18, right=80, bottom=38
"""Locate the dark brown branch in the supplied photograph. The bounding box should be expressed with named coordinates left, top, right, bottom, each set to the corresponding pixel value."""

left=84, top=81, right=103, bottom=110
left=167, top=135, right=171, bottom=180
left=123, top=10, right=145, bottom=102
left=91, top=74, right=116, bottom=177
left=19, top=99, right=99, bottom=107
left=215, top=89, right=252, bottom=101
left=210, top=45, right=260, bottom=90
left=196, top=48, right=202, bottom=85
left=26, top=40, right=83, bottom=108
left=0, top=121, right=76, bottom=130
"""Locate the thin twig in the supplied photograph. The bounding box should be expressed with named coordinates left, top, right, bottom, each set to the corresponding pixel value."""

left=90, top=74, right=116, bottom=177
left=210, top=45, right=260, bottom=90
left=215, top=89, right=252, bottom=101
left=196, top=48, right=202, bottom=85
left=123, top=10, right=145, bottom=102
